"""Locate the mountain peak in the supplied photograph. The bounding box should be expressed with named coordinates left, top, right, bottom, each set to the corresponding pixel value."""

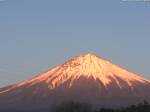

left=62, top=53, right=106, bottom=67
left=59, top=53, right=111, bottom=80
left=1, top=54, right=150, bottom=110
left=77, top=53, right=100, bottom=59
left=3, top=53, right=150, bottom=91
left=82, top=53, right=97, bottom=57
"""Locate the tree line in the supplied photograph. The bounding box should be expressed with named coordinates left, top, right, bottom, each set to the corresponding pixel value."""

left=52, top=101, right=150, bottom=112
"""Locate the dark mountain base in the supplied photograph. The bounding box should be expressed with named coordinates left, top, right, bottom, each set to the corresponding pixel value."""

left=1, top=101, right=150, bottom=112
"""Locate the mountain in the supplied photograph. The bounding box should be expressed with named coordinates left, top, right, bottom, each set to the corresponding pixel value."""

left=0, top=53, right=150, bottom=111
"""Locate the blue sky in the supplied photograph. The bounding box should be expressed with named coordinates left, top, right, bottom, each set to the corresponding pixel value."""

left=0, top=0, right=150, bottom=87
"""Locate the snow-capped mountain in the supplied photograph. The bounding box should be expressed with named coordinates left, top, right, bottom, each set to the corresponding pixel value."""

left=0, top=54, right=150, bottom=111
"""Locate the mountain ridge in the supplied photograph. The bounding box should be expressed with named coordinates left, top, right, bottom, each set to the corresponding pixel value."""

left=0, top=53, right=150, bottom=111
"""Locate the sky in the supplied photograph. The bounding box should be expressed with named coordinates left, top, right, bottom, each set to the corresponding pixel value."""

left=0, top=0, right=150, bottom=87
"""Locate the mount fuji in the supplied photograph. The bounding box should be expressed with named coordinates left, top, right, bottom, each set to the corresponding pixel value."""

left=0, top=54, right=150, bottom=111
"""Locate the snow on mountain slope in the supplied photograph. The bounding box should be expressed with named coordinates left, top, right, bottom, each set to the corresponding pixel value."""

left=0, top=53, right=150, bottom=110
left=1, top=53, right=149, bottom=92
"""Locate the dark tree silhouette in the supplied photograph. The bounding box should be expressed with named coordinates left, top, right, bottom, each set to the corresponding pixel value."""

left=51, top=101, right=150, bottom=112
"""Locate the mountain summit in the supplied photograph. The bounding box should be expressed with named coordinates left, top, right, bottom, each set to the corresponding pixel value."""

left=0, top=54, right=150, bottom=111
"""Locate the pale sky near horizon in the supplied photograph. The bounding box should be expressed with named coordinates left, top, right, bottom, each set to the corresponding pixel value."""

left=0, top=0, right=150, bottom=87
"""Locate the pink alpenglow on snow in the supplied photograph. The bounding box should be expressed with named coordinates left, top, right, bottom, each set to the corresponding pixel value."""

left=0, top=54, right=150, bottom=111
